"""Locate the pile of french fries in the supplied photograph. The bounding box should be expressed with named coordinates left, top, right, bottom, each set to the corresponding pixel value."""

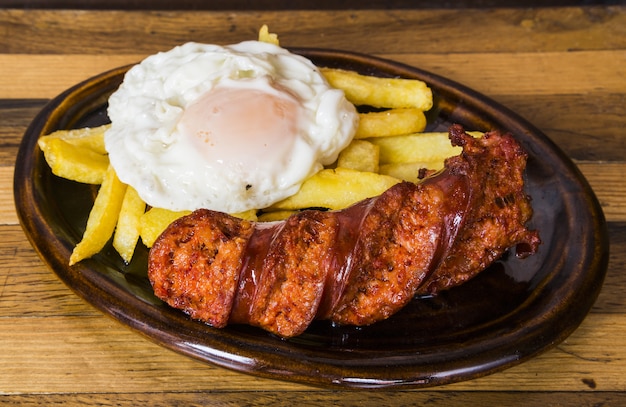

left=38, top=26, right=479, bottom=266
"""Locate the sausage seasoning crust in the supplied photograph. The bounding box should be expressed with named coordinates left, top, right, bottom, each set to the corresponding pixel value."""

left=148, top=125, right=540, bottom=338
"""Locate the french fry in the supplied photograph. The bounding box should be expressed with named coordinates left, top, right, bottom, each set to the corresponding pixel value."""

left=258, top=24, right=280, bottom=46
left=69, top=165, right=127, bottom=265
left=38, top=137, right=109, bottom=184
left=139, top=208, right=191, bottom=248
left=257, top=210, right=296, bottom=222
left=368, top=131, right=481, bottom=164
left=320, top=68, right=433, bottom=111
left=112, top=186, right=146, bottom=263
left=40, top=124, right=109, bottom=154
left=355, top=108, right=427, bottom=139
left=379, top=161, right=445, bottom=182
left=230, top=209, right=258, bottom=221
left=370, top=132, right=461, bottom=164
left=337, top=139, right=379, bottom=173
left=270, top=168, right=400, bottom=211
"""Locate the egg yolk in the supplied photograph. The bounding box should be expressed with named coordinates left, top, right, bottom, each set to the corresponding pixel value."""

left=177, top=86, right=301, bottom=170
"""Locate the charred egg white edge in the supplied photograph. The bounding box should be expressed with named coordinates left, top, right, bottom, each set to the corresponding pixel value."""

left=104, top=40, right=359, bottom=213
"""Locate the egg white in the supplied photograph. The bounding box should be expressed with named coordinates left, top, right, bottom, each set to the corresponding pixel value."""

left=104, top=41, right=358, bottom=213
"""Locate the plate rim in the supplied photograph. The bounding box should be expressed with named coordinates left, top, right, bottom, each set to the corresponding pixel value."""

left=13, top=48, right=610, bottom=389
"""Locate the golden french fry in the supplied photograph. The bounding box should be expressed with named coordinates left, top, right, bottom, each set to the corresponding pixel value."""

left=258, top=24, right=279, bottom=46
left=379, top=161, right=445, bottom=182
left=139, top=207, right=259, bottom=249
left=69, top=165, right=127, bottom=265
left=337, top=139, right=379, bottom=173
left=270, top=168, right=400, bottom=211
left=257, top=210, right=296, bottom=222
left=139, top=207, right=192, bottom=248
left=368, top=131, right=481, bottom=164
left=41, top=124, right=109, bottom=155
left=370, top=132, right=461, bottom=164
left=355, top=108, right=427, bottom=139
left=112, top=186, right=146, bottom=263
left=230, top=209, right=258, bottom=222
left=320, top=68, right=433, bottom=110
left=38, top=137, right=109, bottom=184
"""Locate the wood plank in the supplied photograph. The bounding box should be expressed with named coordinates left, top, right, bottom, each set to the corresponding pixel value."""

left=0, top=167, right=16, bottom=225
left=388, top=51, right=626, bottom=96
left=2, top=50, right=625, bottom=99
left=0, top=226, right=97, bottom=317
left=592, top=222, right=626, bottom=314
left=0, top=8, right=624, bottom=55
left=1, top=54, right=141, bottom=100
left=1, top=391, right=625, bottom=406
left=0, top=99, right=46, bottom=167
left=1, top=0, right=621, bottom=10
left=493, top=93, right=626, bottom=162
left=0, top=315, right=308, bottom=394
left=577, top=162, right=626, bottom=222
left=0, top=312, right=624, bottom=393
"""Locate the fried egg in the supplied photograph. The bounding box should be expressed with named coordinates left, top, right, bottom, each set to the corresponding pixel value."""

left=104, top=41, right=358, bottom=213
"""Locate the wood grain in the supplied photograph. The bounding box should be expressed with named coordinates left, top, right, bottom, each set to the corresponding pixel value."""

left=578, top=163, right=626, bottom=222
left=1, top=392, right=625, bottom=407
left=0, top=8, right=625, bottom=55
left=2, top=0, right=621, bottom=11
left=3, top=50, right=626, bottom=100
left=0, top=307, right=624, bottom=393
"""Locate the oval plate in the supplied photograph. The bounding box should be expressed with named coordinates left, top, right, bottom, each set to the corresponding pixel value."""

left=14, top=49, right=609, bottom=389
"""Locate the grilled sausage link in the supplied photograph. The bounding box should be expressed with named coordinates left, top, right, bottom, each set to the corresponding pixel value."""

left=148, top=125, right=540, bottom=338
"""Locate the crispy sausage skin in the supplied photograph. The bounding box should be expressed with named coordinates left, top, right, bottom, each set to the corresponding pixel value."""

left=235, top=210, right=340, bottom=337
left=148, top=210, right=254, bottom=328
left=148, top=125, right=540, bottom=338
left=417, top=125, right=541, bottom=294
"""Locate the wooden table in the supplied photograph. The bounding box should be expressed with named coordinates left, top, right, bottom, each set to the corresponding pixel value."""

left=1, top=4, right=625, bottom=405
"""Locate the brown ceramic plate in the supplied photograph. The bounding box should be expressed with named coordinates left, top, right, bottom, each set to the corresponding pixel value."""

left=14, top=49, right=609, bottom=389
